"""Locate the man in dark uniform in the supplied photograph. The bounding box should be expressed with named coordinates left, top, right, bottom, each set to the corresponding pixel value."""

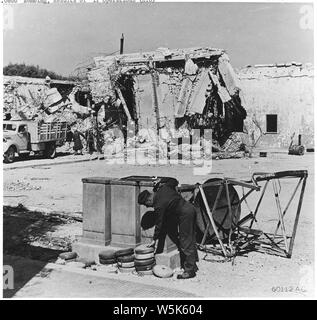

left=138, top=177, right=198, bottom=279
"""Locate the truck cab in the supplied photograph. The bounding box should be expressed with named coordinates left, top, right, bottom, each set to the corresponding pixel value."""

left=3, top=121, right=30, bottom=162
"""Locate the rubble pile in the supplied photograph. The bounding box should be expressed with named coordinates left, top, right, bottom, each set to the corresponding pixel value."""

left=3, top=47, right=251, bottom=159
left=88, top=57, right=118, bottom=104
left=87, top=47, right=248, bottom=159
left=4, top=77, right=49, bottom=120
left=101, top=126, right=249, bottom=161
left=3, top=76, right=91, bottom=127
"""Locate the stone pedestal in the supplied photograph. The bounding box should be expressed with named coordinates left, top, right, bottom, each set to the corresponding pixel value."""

left=72, top=176, right=179, bottom=268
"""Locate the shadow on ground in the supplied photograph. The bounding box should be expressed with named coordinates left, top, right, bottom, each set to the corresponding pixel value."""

left=3, top=205, right=74, bottom=298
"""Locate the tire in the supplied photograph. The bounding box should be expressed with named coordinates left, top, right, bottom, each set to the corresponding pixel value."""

left=4, top=146, right=15, bottom=163
left=135, top=252, right=154, bottom=260
left=117, top=254, right=135, bottom=263
left=134, top=244, right=155, bottom=255
left=99, top=250, right=116, bottom=260
left=195, top=178, right=241, bottom=242
left=153, top=265, right=173, bottom=278
left=134, top=257, right=155, bottom=267
left=115, top=248, right=134, bottom=258
left=45, top=143, right=56, bottom=159
left=59, top=252, right=78, bottom=261
left=99, top=257, right=116, bottom=265
left=117, top=261, right=135, bottom=268
left=135, top=262, right=156, bottom=272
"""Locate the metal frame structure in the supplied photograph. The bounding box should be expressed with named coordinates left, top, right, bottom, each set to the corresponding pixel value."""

left=178, top=170, right=308, bottom=260
left=242, top=170, right=308, bottom=258
left=179, top=178, right=260, bottom=260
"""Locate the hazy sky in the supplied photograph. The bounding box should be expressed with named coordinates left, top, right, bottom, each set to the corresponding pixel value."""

left=3, top=2, right=314, bottom=76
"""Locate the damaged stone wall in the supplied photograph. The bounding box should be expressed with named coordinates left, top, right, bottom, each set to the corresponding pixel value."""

left=88, top=47, right=247, bottom=149
left=238, top=63, right=314, bottom=148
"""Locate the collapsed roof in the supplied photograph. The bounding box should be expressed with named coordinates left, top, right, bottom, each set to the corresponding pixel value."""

left=88, top=46, right=247, bottom=145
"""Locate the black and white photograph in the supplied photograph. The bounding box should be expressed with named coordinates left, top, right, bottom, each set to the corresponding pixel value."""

left=1, top=0, right=315, bottom=302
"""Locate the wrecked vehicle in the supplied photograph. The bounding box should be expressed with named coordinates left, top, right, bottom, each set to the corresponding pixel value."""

left=3, top=120, right=67, bottom=163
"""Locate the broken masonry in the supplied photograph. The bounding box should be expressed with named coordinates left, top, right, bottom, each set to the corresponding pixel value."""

left=88, top=46, right=247, bottom=148
left=3, top=47, right=248, bottom=156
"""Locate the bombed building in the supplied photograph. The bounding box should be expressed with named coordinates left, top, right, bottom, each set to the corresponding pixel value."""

left=3, top=48, right=313, bottom=158
left=88, top=47, right=247, bottom=147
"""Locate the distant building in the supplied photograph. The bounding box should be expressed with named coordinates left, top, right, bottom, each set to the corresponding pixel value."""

left=238, top=63, right=314, bottom=149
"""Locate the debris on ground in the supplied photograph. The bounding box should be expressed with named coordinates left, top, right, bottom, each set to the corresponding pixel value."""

left=4, top=180, right=41, bottom=191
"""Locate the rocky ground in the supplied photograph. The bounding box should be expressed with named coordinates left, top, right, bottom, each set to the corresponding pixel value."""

left=2, top=150, right=315, bottom=298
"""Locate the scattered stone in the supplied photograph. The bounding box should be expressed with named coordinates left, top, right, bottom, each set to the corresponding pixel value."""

left=4, top=180, right=42, bottom=191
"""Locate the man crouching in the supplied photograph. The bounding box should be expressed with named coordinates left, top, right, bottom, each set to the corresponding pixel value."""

left=138, top=177, right=198, bottom=279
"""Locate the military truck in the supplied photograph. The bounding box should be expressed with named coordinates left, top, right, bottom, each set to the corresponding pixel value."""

left=3, top=120, right=67, bottom=163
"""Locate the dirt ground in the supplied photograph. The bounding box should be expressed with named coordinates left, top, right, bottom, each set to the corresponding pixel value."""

left=2, top=151, right=315, bottom=298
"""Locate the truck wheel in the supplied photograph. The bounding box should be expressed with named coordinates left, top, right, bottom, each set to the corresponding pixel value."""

left=4, top=146, right=15, bottom=163
left=45, top=144, right=56, bottom=159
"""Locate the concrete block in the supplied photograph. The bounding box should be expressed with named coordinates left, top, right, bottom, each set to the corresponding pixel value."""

left=155, top=249, right=180, bottom=269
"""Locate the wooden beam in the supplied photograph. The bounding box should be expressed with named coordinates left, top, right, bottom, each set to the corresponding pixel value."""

left=116, top=88, right=132, bottom=121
